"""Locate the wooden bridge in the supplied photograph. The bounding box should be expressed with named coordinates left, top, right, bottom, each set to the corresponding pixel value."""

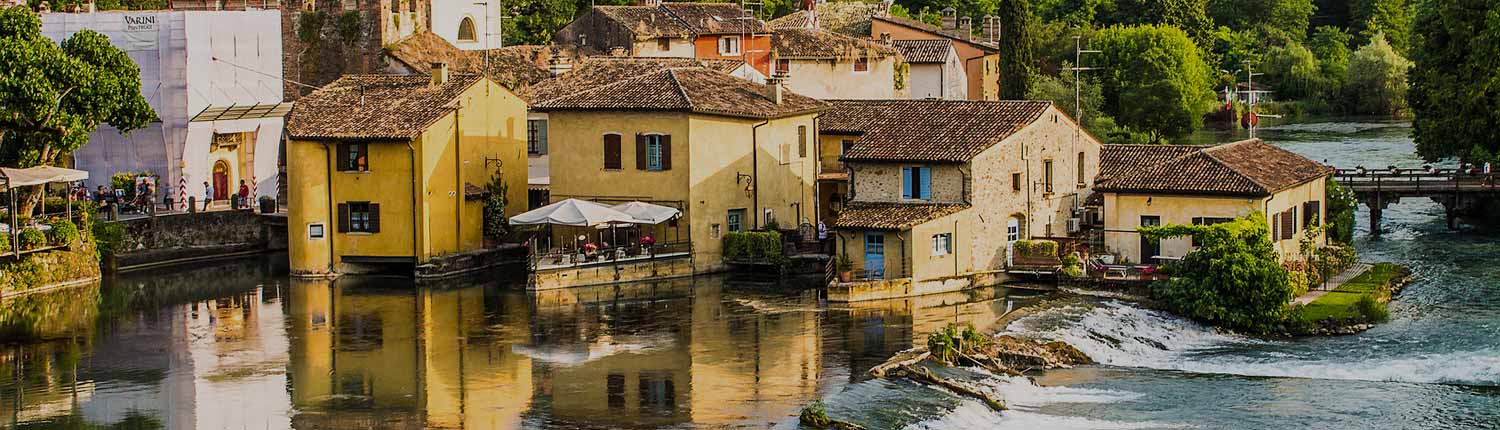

left=1334, top=168, right=1500, bottom=234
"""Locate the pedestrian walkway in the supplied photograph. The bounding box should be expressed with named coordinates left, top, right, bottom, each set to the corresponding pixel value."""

left=1294, top=263, right=1372, bottom=305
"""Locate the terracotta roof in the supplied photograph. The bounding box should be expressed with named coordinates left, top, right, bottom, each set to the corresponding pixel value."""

left=872, top=15, right=998, bottom=52
left=768, top=10, right=813, bottom=29
left=891, top=39, right=952, bottom=63
left=532, top=67, right=827, bottom=119
left=523, top=56, right=749, bottom=104
left=1095, top=139, right=1334, bottom=196
left=821, top=99, right=1051, bottom=162
left=831, top=202, right=969, bottom=230
left=384, top=33, right=552, bottom=90
left=596, top=5, right=696, bottom=39
left=286, top=74, right=481, bottom=141
left=662, top=2, right=771, bottom=34
left=772, top=28, right=899, bottom=59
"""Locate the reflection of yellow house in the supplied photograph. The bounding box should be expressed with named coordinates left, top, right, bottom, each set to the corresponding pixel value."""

left=530, top=66, right=828, bottom=272
left=1094, top=139, right=1333, bottom=264
left=825, top=100, right=1101, bottom=301
left=284, top=65, right=529, bottom=276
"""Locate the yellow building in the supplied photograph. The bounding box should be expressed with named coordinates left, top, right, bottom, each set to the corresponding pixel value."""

left=825, top=100, right=1102, bottom=301
left=1094, top=139, right=1334, bottom=264
left=529, top=66, right=828, bottom=273
left=284, top=67, right=529, bottom=276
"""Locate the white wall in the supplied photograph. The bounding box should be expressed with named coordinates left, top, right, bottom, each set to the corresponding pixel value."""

left=905, top=51, right=966, bottom=99
left=431, top=0, right=503, bottom=51
left=783, top=57, right=897, bottom=99
left=631, top=38, right=696, bottom=57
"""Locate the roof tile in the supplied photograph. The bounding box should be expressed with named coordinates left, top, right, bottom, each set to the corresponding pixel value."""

left=821, top=99, right=1050, bottom=162
left=772, top=28, right=898, bottom=59
left=1095, top=139, right=1334, bottom=196
left=533, top=68, right=827, bottom=119
left=287, top=74, right=482, bottom=141
left=831, top=202, right=969, bottom=230
left=891, top=39, right=952, bottom=63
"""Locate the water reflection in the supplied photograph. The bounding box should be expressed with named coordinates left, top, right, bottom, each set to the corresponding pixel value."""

left=4, top=257, right=1030, bottom=429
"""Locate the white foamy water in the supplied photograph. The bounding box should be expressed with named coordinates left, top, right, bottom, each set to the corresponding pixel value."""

left=965, top=369, right=1142, bottom=408
left=901, top=399, right=1188, bottom=430
left=1004, top=300, right=1500, bottom=386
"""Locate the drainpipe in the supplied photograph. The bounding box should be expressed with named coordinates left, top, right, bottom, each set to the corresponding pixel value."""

left=811, top=113, right=823, bottom=225
left=751, top=119, right=769, bottom=229
left=408, top=141, right=421, bottom=263
left=452, top=103, right=462, bottom=250
left=1023, top=140, right=1033, bottom=240
left=322, top=142, right=337, bottom=274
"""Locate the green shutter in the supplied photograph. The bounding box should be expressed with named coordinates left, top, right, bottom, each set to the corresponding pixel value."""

left=369, top=203, right=381, bottom=233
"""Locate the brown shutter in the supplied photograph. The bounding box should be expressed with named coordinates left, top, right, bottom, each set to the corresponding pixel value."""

left=603, top=134, right=621, bottom=169
left=337, top=203, right=349, bottom=232
left=660, top=135, right=672, bottom=170
left=335, top=143, right=350, bottom=172
left=797, top=126, right=807, bottom=158
left=369, top=203, right=381, bottom=233
left=635, top=134, right=648, bottom=170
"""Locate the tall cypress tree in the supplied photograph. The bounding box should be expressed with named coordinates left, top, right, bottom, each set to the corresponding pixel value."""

left=997, top=0, right=1036, bottom=100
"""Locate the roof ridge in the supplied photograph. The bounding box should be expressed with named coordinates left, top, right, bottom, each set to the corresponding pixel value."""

left=1193, top=145, right=1270, bottom=194
left=666, top=68, right=695, bottom=110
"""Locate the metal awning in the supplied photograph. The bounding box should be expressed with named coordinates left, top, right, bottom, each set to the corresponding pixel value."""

left=190, top=102, right=294, bottom=122
left=0, top=166, right=89, bottom=191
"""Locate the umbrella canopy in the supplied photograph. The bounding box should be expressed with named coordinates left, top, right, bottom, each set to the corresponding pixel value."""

left=0, top=166, right=89, bottom=191
left=511, top=198, right=637, bottom=227
left=611, top=201, right=682, bottom=224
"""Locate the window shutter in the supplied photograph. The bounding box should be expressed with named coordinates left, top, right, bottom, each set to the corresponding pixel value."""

left=337, top=203, right=349, bottom=232
left=537, top=122, right=548, bottom=154
left=635, top=134, right=648, bottom=170
left=603, top=134, right=621, bottom=169
left=797, top=126, right=807, bottom=158
left=369, top=203, right=381, bottom=233
left=336, top=143, right=350, bottom=171
left=660, top=135, right=672, bottom=170
left=919, top=167, right=931, bottom=199
left=902, top=167, right=913, bottom=199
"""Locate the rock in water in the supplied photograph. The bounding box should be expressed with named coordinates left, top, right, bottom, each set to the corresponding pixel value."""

left=985, top=335, right=1092, bottom=369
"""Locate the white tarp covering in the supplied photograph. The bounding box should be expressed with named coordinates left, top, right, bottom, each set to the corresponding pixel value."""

left=611, top=201, right=681, bottom=224
left=511, top=199, right=638, bottom=227
left=0, top=166, right=90, bottom=190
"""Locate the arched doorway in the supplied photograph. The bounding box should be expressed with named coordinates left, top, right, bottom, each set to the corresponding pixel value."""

left=213, top=160, right=230, bottom=201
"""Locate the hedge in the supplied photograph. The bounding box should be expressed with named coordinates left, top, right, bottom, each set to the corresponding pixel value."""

left=723, top=231, right=783, bottom=261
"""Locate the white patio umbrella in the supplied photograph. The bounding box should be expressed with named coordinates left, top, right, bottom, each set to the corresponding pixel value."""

left=511, top=198, right=637, bottom=227
left=610, top=201, right=681, bottom=224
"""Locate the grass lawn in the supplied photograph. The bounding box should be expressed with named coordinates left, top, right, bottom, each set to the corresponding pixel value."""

left=1298, top=263, right=1402, bottom=322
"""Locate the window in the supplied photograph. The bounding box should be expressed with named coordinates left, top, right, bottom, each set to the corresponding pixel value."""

left=776, top=59, right=790, bottom=75
left=853, top=57, right=869, bottom=72
left=1141, top=216, right=1161, bottom=263
left=409, top=0, right=416, bottom=11
left=1043, top=159, right=1054, bottom=193
left=657, top=37, right=671, bottom=51
left=1077, top=151, right=1086, bottom=186
left=457, top=17, right=477, bottom=42
left=603, top=133, right=622, bottom=169
left=797, top=125, right=807, bottom=158
left=727, top=209, right=746, bottom=232
left=1011, top=172, right=1022, bottom=192
left=902, top=166, right=931, bottom=200
left=718, top=36, right=741, bottom=55
left=337, top=142, right=369, bottom=172
left=932, top=233, right=952, bottom=256
left=1303, top=201, right=1322, bottom=227
left=527, top=119, right=548, bottom=155
left=841, top=139, right=854, bottom=155
left=337, top=202, right=380, bottom=233
left=1006, top=218, right=1020, bottom=241
left=635, top=133, right=671, bottom=170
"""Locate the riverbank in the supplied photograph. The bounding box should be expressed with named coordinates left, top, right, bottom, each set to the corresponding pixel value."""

left=1289, top=262, right=1411, bottom=335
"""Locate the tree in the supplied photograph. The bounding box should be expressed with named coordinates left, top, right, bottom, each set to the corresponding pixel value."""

left=1141, top=213, right=1294, bottom=334
left=502, top=0, right=582, bottom=46
left=997, top=0, right=1037, bottom=99
left=1409, top=0, right=1500, bottom=161
left=1260, top=42, right=1322, bottom=100
left=1207, top=0, right=1316, bottom=41
left=1100, top=0, right=1215, bottom=43
left=1351, top=0, right=1412, bottom=55
left=1093, top=25, right=1217, bottom=141
left=1325, top=178, right=1356, bottom=244
left=0, top=7, right=154, bottom=211
left=1035, top=0, right=1110, bottom=27
left=1307, top=26, right=1352, bottom=78
left=1027, top=70, right=1118, bottom=138
left=1345, top=33, right=1410, bottom=115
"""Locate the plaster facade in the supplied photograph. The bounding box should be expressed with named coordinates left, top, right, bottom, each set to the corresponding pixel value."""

left=1101, top=177, right=1328, bottom=264
left=870, top=19, right=999, bottom=100
left=779, top=56, right=901, bottom=99
left=906, top=50, right=967, bottom=99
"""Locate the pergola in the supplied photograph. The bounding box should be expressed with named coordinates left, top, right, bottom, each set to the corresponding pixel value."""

left=1, top=166, right=89, bottom=256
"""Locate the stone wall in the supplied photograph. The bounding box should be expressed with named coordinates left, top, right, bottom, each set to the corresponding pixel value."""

left=112, top=211, right=286, bottom=270
left=849, top=163, right=967, bottom=203
left=281, top=0, right=427, bottom=100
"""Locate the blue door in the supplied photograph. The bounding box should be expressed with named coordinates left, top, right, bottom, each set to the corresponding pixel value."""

left=864, top=232, right=885, bottom=278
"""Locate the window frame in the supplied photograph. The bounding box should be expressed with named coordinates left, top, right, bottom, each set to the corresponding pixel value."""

left=853, top=57, right=870, bottom=73
left=718, top=35, right=741, bottom=55
left=902, top=166, right=932, bottom=201
left=727, top=208, right=746, bottom=232
left=337, top=142, right=370, bottom=172
left=657, top=37, right=671, bottom=51
left=1042, top=159, right=1054, bottom=193
left=932, top=233, right=952, bottom=256
left=644, top=133, right=665, bottom=171
left=1076, top=151, right=1087, bottom=186
left=457, top=16, right=478, bottom=42
left=527, top=119, right=548, bottom=155
left=1011, top=172, right=1022, bottom=192
left=602, top=132, right=623, bottom=170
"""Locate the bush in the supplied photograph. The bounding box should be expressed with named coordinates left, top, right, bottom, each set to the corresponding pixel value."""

left=1143, top=213, right=1293, bottom=334
left=1347, top=33, right=1411, bottom=115
left=0, top=233, right=8, bottom=254
left=18, top=228, right=46, bottom=250
left=93, top=222, right=127, bottom=254
left=1061, top=253, right=1085, bottom=277
left=723, top=231, right=783, bottom=261
left=927, top=323, right=990, bottom=364
left=1354, top=295, right=1390, bottom=323
left=1013, top=239, right=1057, bottom=258
left=46, top=219, right=79, bottom=245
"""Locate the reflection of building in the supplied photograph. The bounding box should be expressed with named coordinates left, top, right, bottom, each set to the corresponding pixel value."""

left=41, top=10, right=287, bottom=200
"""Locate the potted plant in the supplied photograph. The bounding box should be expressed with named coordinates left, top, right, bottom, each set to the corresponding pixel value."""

left=259, top=195, right=276, bottom=214
left=836, top=254, right=854, bottom=282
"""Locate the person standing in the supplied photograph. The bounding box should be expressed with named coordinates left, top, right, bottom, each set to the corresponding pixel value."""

left=203, top=181, right=214, bottom=211
left=237, top=180, right=250, bottom=210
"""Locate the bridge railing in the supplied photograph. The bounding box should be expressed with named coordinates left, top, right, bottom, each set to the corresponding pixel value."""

left=1332, top=167, right=1499, bottom=193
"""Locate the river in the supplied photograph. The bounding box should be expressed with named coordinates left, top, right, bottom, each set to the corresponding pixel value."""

left=3, top=120, right=1497, bottom=429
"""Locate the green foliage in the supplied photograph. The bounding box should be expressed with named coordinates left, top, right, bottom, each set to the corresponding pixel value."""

left=298, top=11, right=327, bottom=45
left=1208, top=0, right=1316, bottom=41
left=1351, top=0, right=1412, bottom=55
left=1207, top=26, right=1261, bottom=79
left=1346, top=33, right=1410, bottom=115
left=1061, top=253, right=1085, bottom=277
left=1325, top=178, right=1356, bottom=244
left=1298, top=262, right=1400, bottom=323
left=1141, top=213, right=1293, bottom=334
left=722, top=231, right=784, bottom=262
left=1014, top=239, right=1057, bottom=258
left=1027, top=70, right=1119, bottom=138
left=836, top=253, right=853, bottom=271
left=764, top=217, right=781, bottom=232
left=1260, top=42, right=1323, bottom=100
left=1093, top=25, right=1217, bottom=141
left=46, top=218, right=79, bottom=245
left=502, top=0, right=588, bottom=45
left=1098, top=0, right=1215, bottom=43
left=1408, top=0, right=1500, bottom=162
left=483, top=172, right=510, bottom=238
left=30, top=0, right=167, bottom=10
left=92, top=222, right=127, bottom=255
left=1036, top=0, right=1110, bottom=27
left=108, top=171, right=155, bottom=202
left=1354, top=294, right=1389, bottom=322
left=926, top=322, right=991, bottom=364
left=1308, top=26, right=1353, bottom=79
left=0, top=230, right=8, bottom=253
left=998, top=0, right=1038, bottom=100
left=337, top=11, right=362, bottom=45
left=18, top=227, right=45, bottom=250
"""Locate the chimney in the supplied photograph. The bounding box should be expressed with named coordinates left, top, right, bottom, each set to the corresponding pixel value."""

left=765, top=73, right=786, bottom=105
left=430, top=62, right=449, bottom=86
left=959, top=17, right=972, bottom=40
left=982, top=15, right=998, bottom=43
left=548, top=55, right=573, bottom=76
left=879, top=32, right=892, bottom=45
left=941, top=7, right=956, bottom=30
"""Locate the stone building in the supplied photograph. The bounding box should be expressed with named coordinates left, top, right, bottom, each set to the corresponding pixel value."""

left=765, top=25, right=904, bottom=99
left=278, top=0, right=429, bottom=100
left=553, top=0, right=774, bottom=76
left=824, top=100, right=1102, bottom=301
left=870, top=10, right=1000, bottom=100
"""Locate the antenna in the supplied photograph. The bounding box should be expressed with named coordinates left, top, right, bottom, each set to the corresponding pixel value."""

left=1060, top=35, right=1101, bottom=211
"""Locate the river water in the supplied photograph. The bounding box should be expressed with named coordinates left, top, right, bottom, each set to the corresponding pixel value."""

left=3, top=120, right=1497, bottom=429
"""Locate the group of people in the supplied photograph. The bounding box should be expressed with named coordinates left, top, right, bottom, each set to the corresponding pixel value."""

left=77, top=177, right=255, bottom=215
left=203, top=179, right=253, bottom=211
